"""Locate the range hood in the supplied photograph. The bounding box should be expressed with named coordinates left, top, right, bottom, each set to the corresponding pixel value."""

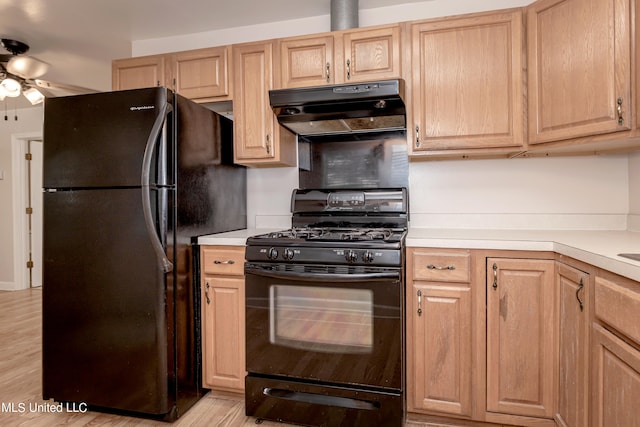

left=269, top=79, right=406, bottom=137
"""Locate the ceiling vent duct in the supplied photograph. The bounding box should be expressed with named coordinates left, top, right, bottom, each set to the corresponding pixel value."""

left=331, top=0, right=359, bottom=30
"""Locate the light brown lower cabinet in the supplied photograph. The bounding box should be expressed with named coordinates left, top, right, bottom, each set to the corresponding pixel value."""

left=591, top=323, right=640, bottom=427
left=200, top=245, right=245, bottom=393
left=408, top=283, right=472, bottom=416
left=486, top=258, right=556, bottom=420
left=556, top=263, right=590, bottom=427
left=407, top=248, right=640, bottom=427
left=591, top=274, right=640, bottom=427
left=406, top=249, right=473, bottom=417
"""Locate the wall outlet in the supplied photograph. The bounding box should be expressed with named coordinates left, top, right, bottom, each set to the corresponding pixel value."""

left=0, top=170, right=4, bottom=180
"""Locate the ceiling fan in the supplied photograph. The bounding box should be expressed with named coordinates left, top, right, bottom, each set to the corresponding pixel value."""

left=0, top=38, right=97, bottom=105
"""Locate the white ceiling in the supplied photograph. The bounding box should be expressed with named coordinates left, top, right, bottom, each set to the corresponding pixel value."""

left=0, top=0, right=428, bottom=108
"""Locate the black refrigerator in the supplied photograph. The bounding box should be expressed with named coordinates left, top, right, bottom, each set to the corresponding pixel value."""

left=42, top=87, right=246, bottom=420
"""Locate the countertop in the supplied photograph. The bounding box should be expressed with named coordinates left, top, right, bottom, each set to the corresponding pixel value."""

left=197, top=228, right=640, bottom=282
left=197, top=228, right=281, bottom=246
left=407, top=228, right=640, bottom=282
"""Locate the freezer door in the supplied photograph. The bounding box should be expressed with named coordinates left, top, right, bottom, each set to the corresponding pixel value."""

left=43, top=88, right=170, bottom=189
left=42, top=188, right=172, bottom=415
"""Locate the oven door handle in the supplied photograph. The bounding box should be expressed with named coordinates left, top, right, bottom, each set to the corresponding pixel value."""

left=245, top=265, right=401, bottom=282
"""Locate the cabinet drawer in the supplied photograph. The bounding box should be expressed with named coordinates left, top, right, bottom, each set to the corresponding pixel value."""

left=201, top=246, right=245, bottom=276
left=595, top=276, right=640, bottom=345
left=411, top=249, right=471, bottom=283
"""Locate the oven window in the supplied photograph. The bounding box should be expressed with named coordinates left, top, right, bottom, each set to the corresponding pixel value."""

left=269, top=285, right=373, bottom=354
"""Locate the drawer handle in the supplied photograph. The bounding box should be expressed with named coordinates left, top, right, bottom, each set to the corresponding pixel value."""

left=576, top=277, right=584, bottom=312
left=417, top=290, right=422, bottom=316
left=426, top=264, right=455, bottom=271
left=213, top=260, right=235, bottom=265
left=205, top=282, right=211, bottom=305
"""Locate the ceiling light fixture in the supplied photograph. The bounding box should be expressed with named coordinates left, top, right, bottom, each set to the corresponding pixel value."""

left=0, top=75, right=46, bottom=105
left=0, top=77, right=21, bottom=97
left=23, top=87, right=45, bottom=105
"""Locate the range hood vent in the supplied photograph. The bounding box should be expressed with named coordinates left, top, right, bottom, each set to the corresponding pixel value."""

left=269, top=79, right=406, bottom=137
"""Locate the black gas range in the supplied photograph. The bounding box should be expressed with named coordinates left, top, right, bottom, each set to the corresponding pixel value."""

left=246, top=188, right=408, bottom=265
left=244, top=188, right=407, bottom=427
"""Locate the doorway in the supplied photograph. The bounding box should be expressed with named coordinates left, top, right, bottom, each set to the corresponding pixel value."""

left=11, top=132, right=43, bottom=289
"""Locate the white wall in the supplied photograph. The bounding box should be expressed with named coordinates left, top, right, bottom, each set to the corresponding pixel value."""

left=132, top=0, right=632, bottom=230
left=133, top=0, right=532, bottom=55
left=0, top=106, right=44, bottom=287
left=409, top=155, right=629, bottom=229
left=628, top=152, right=640, bottom=230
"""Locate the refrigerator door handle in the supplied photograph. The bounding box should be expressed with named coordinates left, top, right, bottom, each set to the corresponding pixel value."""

left=141, top=101, right=174, bottom=273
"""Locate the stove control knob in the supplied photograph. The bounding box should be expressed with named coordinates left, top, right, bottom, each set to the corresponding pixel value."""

left=345, top=250, right=358, bottom=263
left=267, top=247, right=279, bottom=260
left=362, top=251, right=374, bottom=263
left=283, top=248, right=294, bottom=260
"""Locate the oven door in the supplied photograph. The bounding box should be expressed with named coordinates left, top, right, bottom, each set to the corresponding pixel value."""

left=245, top=262, right=403, bottom=391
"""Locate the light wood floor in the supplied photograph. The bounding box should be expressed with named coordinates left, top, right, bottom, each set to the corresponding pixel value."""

left=0, top=289, right=434, bottom=427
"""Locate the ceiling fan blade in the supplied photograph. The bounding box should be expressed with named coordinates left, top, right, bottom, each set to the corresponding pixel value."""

left=33, top=79, right=98, bottom=96
left=7, top=56, right=49, bottom=79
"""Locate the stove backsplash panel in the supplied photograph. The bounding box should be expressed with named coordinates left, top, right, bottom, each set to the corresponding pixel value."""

left=298, top=130, right=408, bottom=190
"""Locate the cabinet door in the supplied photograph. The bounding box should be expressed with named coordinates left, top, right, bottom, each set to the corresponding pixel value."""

left=410, top=11, right=524, bottom=152
left=112, top=55, right=165, bottom=90
left=169, top=46, right=231, bottom=101
left=202, top=276, right=245, bottom=391
left=556, top=263, right=589, bottom=427
left=232, top=41, right=296, bottom=166
left=591, top=323, right=640, bottom=427
left=280, top=35, right=334, bottom=88
left=340, top=25, right=401, bottom=83
left=486, top=258, right=556, bottom=418
left=527, top=0, right=632, bottom=144
left=408, top=282, right=472, bottom=416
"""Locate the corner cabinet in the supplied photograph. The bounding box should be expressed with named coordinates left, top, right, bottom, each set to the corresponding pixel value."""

left=200, top=245, right=246, bottom=393
left=408, top=10, right=525, bottom=156
left=232, top=40, right=296, bottom=167
left=406, top=248, right=473, bottom=417
left=556, top=263, right=590, bottom=427
left=278, top=24, right=402, bottom=89
left=527, top=0, right=633, bottom=144
left=486, top=258, right=556, bottom=420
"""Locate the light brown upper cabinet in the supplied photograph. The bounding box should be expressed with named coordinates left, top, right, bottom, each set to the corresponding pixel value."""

left=112, top=54, right=166, bottom=91
left=166, top=46, right=232, bottom=102
left=527, top=0, right=633, bottom=144
left=113, top=47, right=231, bottom=103
left=232, top=40, right=296, bottom=167
left=279, top=24, right=401, bottom=88
left=408, top=10, right=525, bottom=155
